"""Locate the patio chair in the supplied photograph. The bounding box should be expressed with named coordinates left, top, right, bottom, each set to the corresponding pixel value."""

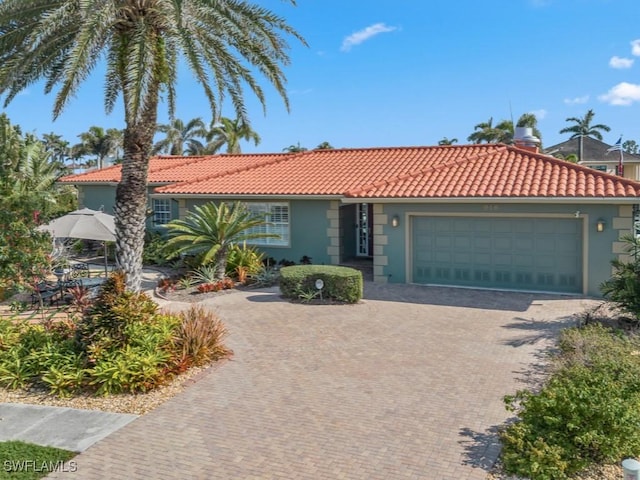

left=30, top=281, right=62, bottom=308
left=71, top=262, right=90, bottom=278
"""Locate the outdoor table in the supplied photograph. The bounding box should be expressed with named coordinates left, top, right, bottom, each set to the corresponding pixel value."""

left=76, top=278, right=106, bottom=289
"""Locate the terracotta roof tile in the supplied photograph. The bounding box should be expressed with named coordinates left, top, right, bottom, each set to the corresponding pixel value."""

left=59, top=154, right=285, bottom=184
left=62, top=145, right=640, bottom=199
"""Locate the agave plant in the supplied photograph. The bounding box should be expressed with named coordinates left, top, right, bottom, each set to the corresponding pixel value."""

left=190, top=266, right=219, bottom=285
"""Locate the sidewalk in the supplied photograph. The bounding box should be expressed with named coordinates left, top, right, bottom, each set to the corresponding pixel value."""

left=0, top=403, right=137, bottom=452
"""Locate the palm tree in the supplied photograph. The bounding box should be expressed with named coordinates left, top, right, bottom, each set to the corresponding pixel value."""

left=315, top=141, right=334, bottom=150
left=0, top=117, right=69, bottom=217
left=559, top=109, right=611, bottom=162
left=166, top=202, right=278, bottom=279
left=206, top=117, right=261, bottom=154
left=438, top=137, right=458, bottom=146
left=283, top=142, right=308, bottom=153
left=467, top=118, right=499, bottom=144
left=153, top=117, right=207, bottom=155
left=0, top=1, right=304, bottom=291
left=74, top=126, right=123, bottom=169
left=41, top=132, right=69, bottom=166
left=468, top=113, right=542, bottom=146
left=623, top=140, right=639, bottom=155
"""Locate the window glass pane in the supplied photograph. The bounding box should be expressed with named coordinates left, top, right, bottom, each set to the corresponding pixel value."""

left=152, top=199, right=171, bottom=225
left=243, top=202, right=289, bottom=246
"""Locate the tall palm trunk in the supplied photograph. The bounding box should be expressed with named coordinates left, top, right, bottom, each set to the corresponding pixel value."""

left=114, top=86, right=159, bottom=292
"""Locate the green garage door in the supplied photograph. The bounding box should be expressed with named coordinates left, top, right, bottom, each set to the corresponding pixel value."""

left=411, top=216, right=583, bottom=293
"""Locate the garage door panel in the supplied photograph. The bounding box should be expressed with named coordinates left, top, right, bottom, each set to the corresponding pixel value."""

left=454, top=252, right=472, bottom=263
left=513, top=238, right=534, bottom=250
left=455, top=237, right=472, bottom=249
left=494, top=238, right=512, bottom=250
left=536, top=255, right=556, bottom=268
left=475, top=236, right=492, bottom=250
left=494, top=253, right=512, bottom=265
left=412, top=216, right=582, bottom=293
left=514, top=255, right=534, bottom=267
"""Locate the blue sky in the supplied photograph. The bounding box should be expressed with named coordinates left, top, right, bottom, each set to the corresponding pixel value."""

left=3, top=0, right=640, bottom=153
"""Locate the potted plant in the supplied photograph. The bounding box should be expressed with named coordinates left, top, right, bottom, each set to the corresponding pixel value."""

left=52, top=257, right=72, bottom=282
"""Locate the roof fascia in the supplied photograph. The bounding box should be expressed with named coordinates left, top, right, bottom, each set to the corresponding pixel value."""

left=150, top=193, right=344, bottom=201
left=59, top=181, right=119, bottom=187
left=340, top=197, right=640, bottom=205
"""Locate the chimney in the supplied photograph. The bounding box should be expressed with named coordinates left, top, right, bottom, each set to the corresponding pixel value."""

left=513, top=127, right=540, bottom=153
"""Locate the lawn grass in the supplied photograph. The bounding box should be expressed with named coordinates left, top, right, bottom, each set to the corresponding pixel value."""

left=0, top=441, right=76, bottom=479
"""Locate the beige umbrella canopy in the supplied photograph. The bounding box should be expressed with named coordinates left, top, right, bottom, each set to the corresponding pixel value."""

left=38, top=208, right=115, bottom=242
left=38, top=208, right=116, bottom=275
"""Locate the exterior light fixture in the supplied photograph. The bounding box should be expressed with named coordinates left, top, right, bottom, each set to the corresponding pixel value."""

left=391, top=215, right=400, bottom=228
left=596, top=219, right=606, bottom=232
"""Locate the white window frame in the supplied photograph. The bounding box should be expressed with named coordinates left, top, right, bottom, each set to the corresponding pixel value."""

left=152, top=198, right=172, bottom=226
left=244, top=202, right=290, bottom=246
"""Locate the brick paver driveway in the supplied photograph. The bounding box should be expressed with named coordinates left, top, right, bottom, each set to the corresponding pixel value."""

left=49, top=284, right=599, bottom=480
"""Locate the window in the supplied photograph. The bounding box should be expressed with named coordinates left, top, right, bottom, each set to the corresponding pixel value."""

left=152, top=198, right=171, bottom=226
left=244, top=202, right=290, bottom=246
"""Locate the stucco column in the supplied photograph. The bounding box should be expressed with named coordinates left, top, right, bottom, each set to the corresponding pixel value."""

left=326, top=200, right=341, bottom=265
left=372, top=204, right=388, bottom=283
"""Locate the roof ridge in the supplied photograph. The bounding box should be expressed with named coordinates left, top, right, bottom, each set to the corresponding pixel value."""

left=345, top=144, right=506, bottom=196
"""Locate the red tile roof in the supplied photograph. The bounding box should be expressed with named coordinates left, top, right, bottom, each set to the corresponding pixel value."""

left=61, top=145, right=640, bottom=199
left=58, top=154, right=286, bottom=184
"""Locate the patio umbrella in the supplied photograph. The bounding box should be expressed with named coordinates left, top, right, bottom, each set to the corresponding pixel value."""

left=38, top=208, right=116, bottom=275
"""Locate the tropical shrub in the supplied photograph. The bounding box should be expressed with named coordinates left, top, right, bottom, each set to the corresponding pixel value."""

left=501, top=323, right=640, bottom=479
left=225, top=243, right=264, bottom=278
left=196, top=278, right=235, bottom=293
left=143, top=231, right=175, bottom=266
left=166, top=201, right=278, bottom=280
left=75, top=272, right=158, bottom=353
left=601, top=234, right=640, bottom=322
left=0, top=273, right=231, bottom=396
left=173, top=305, right=232, bottom=366
left=279, top=265, right=363, bottom=303
left=251, top=266, right=280, bottom=287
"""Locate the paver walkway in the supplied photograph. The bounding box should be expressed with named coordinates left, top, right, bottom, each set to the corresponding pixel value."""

left=47, top=284, right=599, bottom=479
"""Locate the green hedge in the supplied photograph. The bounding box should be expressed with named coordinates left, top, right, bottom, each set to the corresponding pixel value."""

left=279, top=265, right=363, bottom=303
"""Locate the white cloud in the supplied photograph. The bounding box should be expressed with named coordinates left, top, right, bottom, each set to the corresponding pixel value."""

left=341, top=23, right=397, bottom=52
left=599, top=82, right=640, bottom=106
left=529, top=109, right=547, bottom=119
left=632, top=39, right=640, bottom=56
left=563, top=95, right=589, bottom=105
left=609, top=56, right=634, bottom=69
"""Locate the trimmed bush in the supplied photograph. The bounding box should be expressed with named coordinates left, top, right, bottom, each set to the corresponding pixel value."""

left=279, top=265, right=362, bottom=303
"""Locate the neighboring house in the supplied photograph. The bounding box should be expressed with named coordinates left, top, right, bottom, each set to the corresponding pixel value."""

left=59, top=143, right=640, bottom=297
left=545, top=136, right=640, bottom=180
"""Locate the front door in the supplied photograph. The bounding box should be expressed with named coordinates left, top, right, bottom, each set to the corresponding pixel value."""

left=356, top=203, right=372, bottom=257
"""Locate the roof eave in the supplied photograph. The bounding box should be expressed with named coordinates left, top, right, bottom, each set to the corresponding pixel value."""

left=341, top=196, right=640, bottom=204
left=150, top=193, right=345, bottom=201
